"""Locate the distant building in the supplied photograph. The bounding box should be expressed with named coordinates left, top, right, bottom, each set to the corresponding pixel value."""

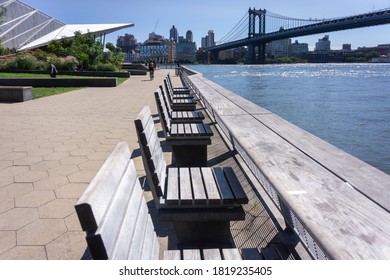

left=342, top=44, right=352, bottom=52
left=116, top=34, right=138, bottom=53
left=176, top=42, right=196, bottom=62
left=201, top=36, right=208, bottom=48
left=315, top=35, right=331, bottom=52
left=266, top=38, right=291, bottom=57
left=207, top=30, right=215, bottom=47
left=289, top=40, right=308, bottom=57
left=200, top=30, right=215, bottom=48
left=186, top=30, right=193, bottom=42
left=141, top=33, right=170, bottom=63
left=170, top=25, right=179, bottom=42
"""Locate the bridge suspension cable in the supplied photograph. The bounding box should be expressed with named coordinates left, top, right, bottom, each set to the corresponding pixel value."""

left=216, top=9, right=327, bottom=45
left=216, top=11, right=248, bottom=44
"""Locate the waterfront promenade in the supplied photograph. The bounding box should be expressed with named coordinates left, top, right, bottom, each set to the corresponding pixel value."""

left=0, top=69, right=288, bottom=260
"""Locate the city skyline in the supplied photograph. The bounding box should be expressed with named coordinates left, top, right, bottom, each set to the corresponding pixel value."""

left=19, top=0, right=390, bottom=50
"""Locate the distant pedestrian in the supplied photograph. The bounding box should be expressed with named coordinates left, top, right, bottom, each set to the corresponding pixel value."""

left=148, top=61, right=155, bottom=80
left=50, top=64, right=58, bottom=78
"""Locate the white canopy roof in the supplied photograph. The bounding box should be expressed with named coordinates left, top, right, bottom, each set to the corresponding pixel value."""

left=19, top=23, right=134, bottom=51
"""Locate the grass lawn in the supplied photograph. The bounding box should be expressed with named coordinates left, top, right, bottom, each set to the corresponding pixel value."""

left=32, top=87, right=84, bottom=99
left=0, top=72, right=128, bottom=99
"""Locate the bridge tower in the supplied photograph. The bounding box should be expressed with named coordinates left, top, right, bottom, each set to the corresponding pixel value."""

left=247, top=8, right=266, bottom=64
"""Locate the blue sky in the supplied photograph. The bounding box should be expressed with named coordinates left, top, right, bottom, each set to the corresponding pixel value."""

left=22, top=0, right=390, bottom=50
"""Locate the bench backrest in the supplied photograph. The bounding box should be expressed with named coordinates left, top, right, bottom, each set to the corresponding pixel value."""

left=159, top=85, right=174, bottom=113
left=74, top=142, right=159, bottom=260
left=134, top=106, right=167, bottom=203
left=154, top=88, right=171, bottom=136
left=163, top=78, right=175, bottom=100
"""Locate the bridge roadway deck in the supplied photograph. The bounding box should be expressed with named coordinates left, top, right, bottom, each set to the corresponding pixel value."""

left=0, top=69, right=301, bottom=260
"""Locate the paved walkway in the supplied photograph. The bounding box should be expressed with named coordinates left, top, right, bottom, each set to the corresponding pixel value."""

left=0, top=70, right=172, bottom=259
left=0, top=69, right=304, bottom=260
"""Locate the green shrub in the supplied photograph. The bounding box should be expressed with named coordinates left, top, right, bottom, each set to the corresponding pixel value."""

left=0, top=54, right=47, bottom=70
left=94, top=63, right=117, bottom=72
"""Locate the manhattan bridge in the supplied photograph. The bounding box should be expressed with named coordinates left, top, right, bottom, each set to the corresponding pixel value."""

left=207, top=8, right=390, bottom=63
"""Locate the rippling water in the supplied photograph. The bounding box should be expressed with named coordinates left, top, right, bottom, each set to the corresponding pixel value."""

left=189, top=64, right=390, bottom=174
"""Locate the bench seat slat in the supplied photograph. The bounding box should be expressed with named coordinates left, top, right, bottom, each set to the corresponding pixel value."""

left=191, top=123, right=199, bottom=134
left=191, top=168, right=207, bottom=205
left=203, top=249, right=222, bottom=260
left=179, top=168, right=193, bottom=205
left=166, top=168, right=179, bottom=205
left=213, top=167, right=236, bottom=205
left=224, top=167, right=249, bottom=204
left=183, top=250, right=202, bottom=260
left=201, top=167, right=222, bottom=205
left=222, top=248, right=243, bottom=260
left=163, top=250, right=181, bottom=260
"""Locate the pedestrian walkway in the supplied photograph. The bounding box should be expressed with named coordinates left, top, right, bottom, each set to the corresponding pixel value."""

left=0, top=70, right=170, bottom=259
left=0, top=69, right=302, bottom=260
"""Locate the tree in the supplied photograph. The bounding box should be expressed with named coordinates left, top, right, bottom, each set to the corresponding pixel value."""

left=46, top=32, right=124, bottom=71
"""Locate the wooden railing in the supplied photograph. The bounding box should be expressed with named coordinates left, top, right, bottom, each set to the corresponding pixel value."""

left=180, top=66, right=390, bottom=260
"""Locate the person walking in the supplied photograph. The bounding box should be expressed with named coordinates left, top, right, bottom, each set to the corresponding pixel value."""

left=148, top=61, right=155, bottom=80
left=50, top=63, right=58, bottom=78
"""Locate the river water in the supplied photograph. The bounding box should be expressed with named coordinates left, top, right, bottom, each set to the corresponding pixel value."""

left=188, top=64, right=390, bottom=175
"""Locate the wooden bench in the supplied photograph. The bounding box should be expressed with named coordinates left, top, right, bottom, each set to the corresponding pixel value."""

left=162, top=80, right=197, bottom=111
left=156, top=86, right=205, bottom=123
left=166, top=73, right=192, bottom=95
left=164, top=248, right=243, bottom=260
left=149, top=100, right=212, bottom=167
left=134, top=108, right=248, bottom=244
left=74, top=142, right=244, bottom=260
left=164, top=79, right=193, bottom=99
left=74, top=142, right=160, bottom=260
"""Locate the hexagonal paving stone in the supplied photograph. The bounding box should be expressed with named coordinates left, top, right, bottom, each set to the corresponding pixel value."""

left=68, top=170, right=97, bottom=183
left=33, top=176, right=69, bottom=190
left=0, top=176, right=13, bottom=189
left=65, top=212, right=83, bottom=231
left=43, top=152, right=70, bottom=161
left=0, top=152, right=27, bottom=161
left=0, top=160, right=13, bottom=170
left=0, top=246, right=47, bottom=260
left=59, top=156, right=88, bottom=166
left=87, top=152, right=110, bottom=161
left=0, top=183, right=33, bottom=200
left=0, top=198, right=14, bottom=214
left=30, top=160, right=61, bottom=171
left=54, top=145, right=78, bottom=152
left=13, top=156, right=43, bottom=166
left=55, top=183, right=88, bottom=199
left=14, top=170, right=48, bottom=183
left=27, top=148, right=53, bottom=157
left=0, top=231, right=16, bottom=255
left=0, top=208, right=39, bottom=230
left=46, top=231, right=87, bottom=260
left=78, top=160, right=104, bottom=171
left=0, top=166, right=29, bottom=177
left=38, top=199, right=77, bottom=219
left=48, top=165, right=79, bottom=177
left=15, top=190, right=56, bottom=208
left=69, top=148, right=95, bottom=156
left=17, top=219, right=67, bottom=246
